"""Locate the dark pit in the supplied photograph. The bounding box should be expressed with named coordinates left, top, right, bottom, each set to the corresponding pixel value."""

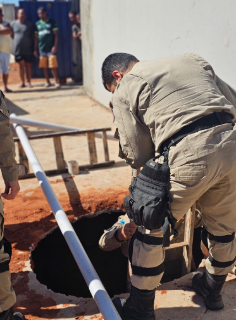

left=32, top=211, right=204, bottom=298
left=31, top=211, right=128, bottom=298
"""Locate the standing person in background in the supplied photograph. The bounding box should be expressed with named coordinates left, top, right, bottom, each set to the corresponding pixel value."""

left=0, top=91, right=25, bottom=319
left=34, top=7, right=60, bottom=88
left=0, top=9, right=12, bottom=93
left=68, top=11, right=82, bottom=83
left=11, top=9, right=34, bottom=88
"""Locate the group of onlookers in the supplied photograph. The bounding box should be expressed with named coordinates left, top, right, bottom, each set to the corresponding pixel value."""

left=0, top=7, right=60, bottom=92
left=68, top=11, right=82, bottom=83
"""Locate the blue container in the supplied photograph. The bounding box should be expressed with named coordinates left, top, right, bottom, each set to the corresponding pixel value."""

left=19, top=1, right=72, bottom=79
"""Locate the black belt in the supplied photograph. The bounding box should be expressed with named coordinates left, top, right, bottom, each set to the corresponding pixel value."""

left=160, top=111, right=234, bottom=153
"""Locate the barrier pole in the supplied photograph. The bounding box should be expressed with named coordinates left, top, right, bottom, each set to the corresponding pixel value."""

left=10, top=114, right=116, bottom=141
left=12, top=116, right=121, bottom=320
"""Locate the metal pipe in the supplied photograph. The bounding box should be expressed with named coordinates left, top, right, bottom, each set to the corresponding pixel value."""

left=12, top=115, right=121, bottom=320
left=10, top=114, right=116, bottom=141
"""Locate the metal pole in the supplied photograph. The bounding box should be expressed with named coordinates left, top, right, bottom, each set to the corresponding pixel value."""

left=10, top=114, right=116, bottom=141
left=12, top=116, right=121, bottom=320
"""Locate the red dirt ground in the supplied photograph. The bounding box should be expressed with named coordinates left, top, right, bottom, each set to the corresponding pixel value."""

left=3, top=176, right=128, bottom=320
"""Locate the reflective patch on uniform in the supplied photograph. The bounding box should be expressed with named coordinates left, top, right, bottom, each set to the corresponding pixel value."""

left=118, top=219, right=125, bottom=226
left=106, top=226, right=116, bottom=232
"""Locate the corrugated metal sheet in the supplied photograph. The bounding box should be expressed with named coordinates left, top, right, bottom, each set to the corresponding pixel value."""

left=19, top=1, right=72, bottom=79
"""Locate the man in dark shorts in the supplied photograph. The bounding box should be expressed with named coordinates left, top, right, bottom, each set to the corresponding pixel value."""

left=11, top=9, right=33, bottom=88
left=34, top=7, right=60, bottom=88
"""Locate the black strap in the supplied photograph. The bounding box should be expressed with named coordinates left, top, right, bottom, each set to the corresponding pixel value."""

left=209, top=255, right=235, bottom=268
left=135, top=230, right=164, bottom=246
left=132, top=263, right=164, bottom=277
left=201, top=227, right=209, bottom=250
left=208, top=231, right=235, bottom=243
left=203, top=226, right=235, bottom=244
left=160, top=111, right=234, bottom=152
left=0, top=260, right=9, bottom=273
left=0, top=239, right=2, bottom=251
left=129, top=230, right=165, bottom=276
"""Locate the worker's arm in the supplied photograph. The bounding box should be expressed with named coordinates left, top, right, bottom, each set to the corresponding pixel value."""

left=73, top=31, right=81, bottom=40
left=0, top=93, right=20, bottom=200
left=51, top=29, right=58, bottom=54
left=0, top=23, right=12, bottom=36
left=51, top=20, right=59, bottom=55
left=99, top=214, right=135, bottom=251
left=34, top=32, right=39, bottom=58
left=112, top=75, right=155, bottom=169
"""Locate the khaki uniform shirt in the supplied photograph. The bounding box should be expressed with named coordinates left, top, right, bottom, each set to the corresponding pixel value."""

left=99, top=214, right=130, bottom=257
left=0, top=93, right=18, bottom=182
left=111, top=53, right=236, bottom=169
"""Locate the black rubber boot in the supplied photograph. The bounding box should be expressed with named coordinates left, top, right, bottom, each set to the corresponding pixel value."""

left=12, top=312, right=26, bottom=320
left=0, top=307, right=26, bottom=320
left=192, top=270, right=227, bottom=310
left=0, top=307, right=13, bottom=320
left=113, top=285, right=155, bottom=320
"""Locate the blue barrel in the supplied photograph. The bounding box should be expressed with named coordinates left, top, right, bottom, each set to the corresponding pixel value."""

left=19, top=1, right=72, bottom=79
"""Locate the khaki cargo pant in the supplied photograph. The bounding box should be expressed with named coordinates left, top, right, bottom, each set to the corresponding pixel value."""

left=0, top=198, right=16, bottom=312
left=130, top=143, right=236, bottom=290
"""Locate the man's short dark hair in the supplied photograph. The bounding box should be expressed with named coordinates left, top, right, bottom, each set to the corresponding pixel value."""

left=69, top=11, right=77, bottom=16
left=37, top=7, right=46, bottom=13
left=102, top=53, right=139, bottom=91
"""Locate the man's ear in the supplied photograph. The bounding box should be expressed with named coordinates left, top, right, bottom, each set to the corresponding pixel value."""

left=112, top=70, right=123, bottom=83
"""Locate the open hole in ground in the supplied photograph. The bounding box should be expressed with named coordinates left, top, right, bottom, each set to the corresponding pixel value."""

left=31, top=211, right=128, bottom=298
left=31, top=210, right=203, bottom=298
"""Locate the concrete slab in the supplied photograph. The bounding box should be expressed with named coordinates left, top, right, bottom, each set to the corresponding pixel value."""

left=11, top=263, right=236, bottom=320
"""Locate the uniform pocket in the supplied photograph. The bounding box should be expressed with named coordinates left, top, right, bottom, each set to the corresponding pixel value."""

left=175, top=164, right=207, bottom=181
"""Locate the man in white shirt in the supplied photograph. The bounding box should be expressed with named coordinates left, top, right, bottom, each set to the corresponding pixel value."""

left=0, top=9, right=12, bottom=93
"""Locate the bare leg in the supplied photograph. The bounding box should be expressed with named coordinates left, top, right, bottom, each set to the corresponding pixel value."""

left=18, top=60, right=25, bottom=88
left=2, top=73, right=12, bottom=92
left=51, top=68, right=60, bottom=87
left=43, top=68, right=51, bottom=87
left=25, top=63, right=33, bottom=87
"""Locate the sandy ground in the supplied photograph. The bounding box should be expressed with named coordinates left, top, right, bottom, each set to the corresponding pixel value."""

left=0, top=67, right=235, bottom=320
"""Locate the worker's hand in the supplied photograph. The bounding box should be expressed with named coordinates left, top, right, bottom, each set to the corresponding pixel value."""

left=34, top=50, right=39, bottom=58
left=78, top=31, right=82, bottom=40
left=1, top=180, right=20, bottom=200
left=51, top=46, right=57, bottom=54
left=117, top=222, right=137, bottom=241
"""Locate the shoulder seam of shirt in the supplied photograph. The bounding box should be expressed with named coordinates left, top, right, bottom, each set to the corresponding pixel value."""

left=125, top=72, right=154, bottom=99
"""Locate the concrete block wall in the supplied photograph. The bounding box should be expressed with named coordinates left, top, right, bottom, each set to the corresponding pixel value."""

left=81, top=0, right=236, bottom=107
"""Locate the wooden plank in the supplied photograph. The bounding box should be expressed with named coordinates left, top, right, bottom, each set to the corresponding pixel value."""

left=13, top=127, right=112, bottom=142
left=18, top=161, right=115, bottom=179
left=102, top=130, right=110, bottom=161
left=17, top=141, right=29, bottom=170
left=87, top=132, right=98, bottom=164
left=53, top=136, right=66, bottom=169
left=182, top=205, right=196, bottom=276
left=164, top=241, right=188, bottom=251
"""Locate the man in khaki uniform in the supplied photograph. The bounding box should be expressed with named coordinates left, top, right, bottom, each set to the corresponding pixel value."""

left=0, top=92, right=25, bottom=320
left=101, top=53, right=236, bottom=320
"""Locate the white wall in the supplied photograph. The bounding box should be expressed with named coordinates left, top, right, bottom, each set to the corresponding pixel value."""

left=81, top=0, right=236, bottom=107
